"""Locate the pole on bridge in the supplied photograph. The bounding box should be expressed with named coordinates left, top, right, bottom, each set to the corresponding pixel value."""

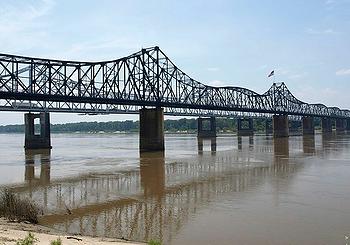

left=139, top=107, right=165, bottom=152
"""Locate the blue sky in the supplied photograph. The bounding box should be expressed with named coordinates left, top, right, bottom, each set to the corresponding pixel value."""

left=0, top=0, right=350, bottom=124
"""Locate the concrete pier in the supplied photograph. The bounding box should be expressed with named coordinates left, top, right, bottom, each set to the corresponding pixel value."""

left=289, top=120, right=301, bottom=134
left=336, top=118, right=346, bottom=132
left=139, top=107, right=164, bottom=152
left=197, top=117, right=216, bottom=138
left=237, top=118, right=254, bottom=136
left=24, top=112, right=51, bottom=150
left=321, top=118, right=332, bottom=133
left=273, top=115, right=289, bottom=138
left=265, top=119, right=273, bottom=134
left=302, top=116, right=315, bottom=135
left=347, top=119, right=350, bottom=131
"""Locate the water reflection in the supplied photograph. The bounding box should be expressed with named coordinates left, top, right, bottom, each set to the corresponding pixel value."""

left=140, top=152, right=165, bottom=197
left=4, top=133, right=350, bottom=244
left=237, top=136, right=254, bottom=150
left=273, top=137, right=289, bottom=158
left=197, top=137, right=216, bottom=155
left=303, top=135, right=315, bottom=154
left=24, top=149, right=51, bottom=185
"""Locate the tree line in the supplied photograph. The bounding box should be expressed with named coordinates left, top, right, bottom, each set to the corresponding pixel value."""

left=0, top=117, right=321, bottom=133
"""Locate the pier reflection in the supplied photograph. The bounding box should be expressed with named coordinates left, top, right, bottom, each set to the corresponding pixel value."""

left=24, top=149, right=51, bottom=204
left=7, top=135, right=331, bottom=244
left=303, top=135, right=315, bottom=154
left=273, top=137, right=289, bottom=160
left=24, top=149, right=51, bottom=185
left=237, top=136, right=254, bottom=150
left=140, top=152, right=165, bottom=197
left=197, top=137, right=216, bottom=155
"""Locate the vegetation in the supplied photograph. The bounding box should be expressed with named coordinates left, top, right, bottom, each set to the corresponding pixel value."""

left=148, top=240, right=161, bottom=245
left=16, top=232, right=38, bottom=245
left=0, top=117, right=323, bottom=134
left=0, top=189, right=40, bottom=224
left=50, top=238, right=62, bottom=245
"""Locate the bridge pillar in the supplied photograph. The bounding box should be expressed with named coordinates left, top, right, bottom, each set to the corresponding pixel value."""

left=289, top=120, right=301, bottom=134
left=302, top=116, right=315, bottom=135
left=139, top=107, right=164, bottom=152
left=273, top=115, right=289, bottom=138
left=24, top=112, right=51, bottom=150
left=265, top=119, right=273, bottom=134
left=197, top=117, right=216, bottom=138
left=336, top=118, right=346, bottom=132
left=347, top=119, right=350, bottom=131
left=237, top=118, right=254, bottom=136
left=321, top=118, right=332, bottom=133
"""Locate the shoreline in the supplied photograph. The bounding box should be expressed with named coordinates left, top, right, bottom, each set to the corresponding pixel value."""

left=0, top=218, right=145, bottom=245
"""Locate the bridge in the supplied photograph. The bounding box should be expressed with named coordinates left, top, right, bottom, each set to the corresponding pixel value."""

left=0, top=46, right=350, bottom=150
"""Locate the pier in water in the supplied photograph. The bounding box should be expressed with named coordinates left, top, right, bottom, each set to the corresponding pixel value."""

left=1, top=133, right=350, bottom=245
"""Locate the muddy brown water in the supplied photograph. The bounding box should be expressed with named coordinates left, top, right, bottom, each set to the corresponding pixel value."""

left=0, top=133, right=350, bottom=244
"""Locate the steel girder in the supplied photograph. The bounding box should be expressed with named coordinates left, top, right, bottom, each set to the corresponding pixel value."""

left=0, top=47, right=349, bottom=119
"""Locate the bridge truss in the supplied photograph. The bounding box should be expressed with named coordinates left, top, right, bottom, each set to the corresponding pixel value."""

left=0, top=47, right=348, bottom=118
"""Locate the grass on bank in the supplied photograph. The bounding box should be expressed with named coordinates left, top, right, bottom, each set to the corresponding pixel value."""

left=16, top=232, right=38, bottom=245
left=0, top=189, right=40, bottom=224
left=50, top=237, right=62, bottom=245
left=148, top=240, right=161, bottom=245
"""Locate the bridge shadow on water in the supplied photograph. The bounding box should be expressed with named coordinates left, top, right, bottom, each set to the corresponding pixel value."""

left=6, top=132, right=350, bottom=244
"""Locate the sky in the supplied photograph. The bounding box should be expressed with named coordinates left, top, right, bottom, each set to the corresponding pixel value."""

left=0, top=0, right=349, bottom=125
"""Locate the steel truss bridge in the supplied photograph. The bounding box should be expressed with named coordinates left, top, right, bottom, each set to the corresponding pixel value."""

left=0, top=47, right=348, bottom=118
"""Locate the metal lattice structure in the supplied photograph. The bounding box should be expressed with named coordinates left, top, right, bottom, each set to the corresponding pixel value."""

left=0, top=46, right=348, bottom=118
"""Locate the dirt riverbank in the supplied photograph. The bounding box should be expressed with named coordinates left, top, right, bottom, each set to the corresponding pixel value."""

left=0, top=218, right=144, bottom=245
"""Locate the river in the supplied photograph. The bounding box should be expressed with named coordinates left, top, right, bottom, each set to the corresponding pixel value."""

left=0, top=132, right=350, bottom=244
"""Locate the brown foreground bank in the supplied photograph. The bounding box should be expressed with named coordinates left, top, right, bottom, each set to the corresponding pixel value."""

left=0, top=218, right=144, bottom=245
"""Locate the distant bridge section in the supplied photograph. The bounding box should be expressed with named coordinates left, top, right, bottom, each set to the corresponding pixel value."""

left=0, top=47, right=349, bottom=118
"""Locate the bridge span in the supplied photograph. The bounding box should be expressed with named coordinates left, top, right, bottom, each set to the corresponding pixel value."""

left=0, top=47, right=350, bottom=150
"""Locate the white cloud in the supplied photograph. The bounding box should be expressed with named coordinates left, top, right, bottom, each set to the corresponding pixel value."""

left=0, top=0, right=55, bottom=53
left=54, top=39, right=140, bottom=61
left=325, top=0, right=336, bottom=4
left=288, top=72, right=307, bottom=80
left=257, top=64, right=268, bottom=71
left=207, top=67, right=220, bottom=72
left=293, top=85, right=349, bottom=108
left=336, top=68, right=350, bottom=76
left=207, top=80, right=228, bottom=87
left=306, top=28, right=339, bottom=35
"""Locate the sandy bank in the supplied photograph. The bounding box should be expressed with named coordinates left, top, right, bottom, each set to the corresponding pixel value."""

left=0, top=218, right=144, bottom=245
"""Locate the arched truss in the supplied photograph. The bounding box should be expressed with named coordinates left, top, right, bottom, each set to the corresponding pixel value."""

left=0, top=47, right=348, bottom=118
